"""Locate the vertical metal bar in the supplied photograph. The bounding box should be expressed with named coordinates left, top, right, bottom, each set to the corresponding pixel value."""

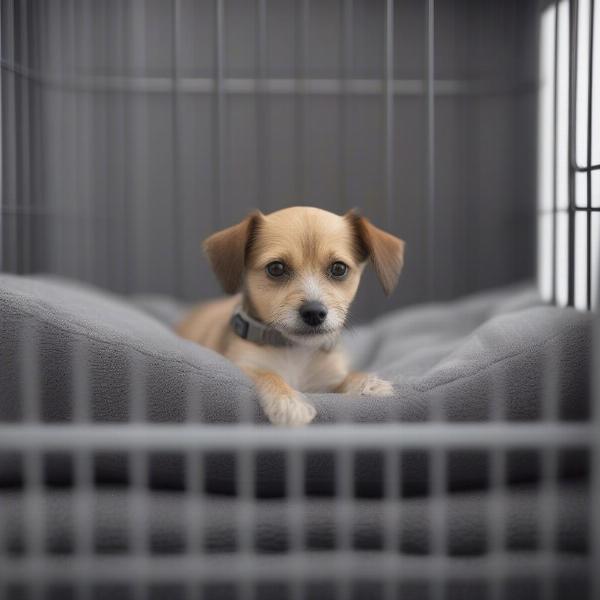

left=130, top=0, right=148, bottom=292
left=72, top=338, right=94, bottom=600
left=335, top=445, right=353, bottom=600
left=186, top=382, right=204, bottom=600
left=129, top=353, right=148, bottom=600
left=80, top=0, right=93, bottom=284
left=294, top=0, right=308, bottom=202
left=21, top=320, right=43, bottom=600
left=591, top=273, right=600, bottom=600
left=568, top=0, right=578, bottom=307
left=101, top=0, right=112, bottom=289
left=489, top=371, right=507, bottom=600
left=19, top=0, right=31, bottom=275
left=171, top=0, right=183, bottom=296
left=429, top=394, right=446, bottom=600
left=213, top=0, right=225, bottom=229
left=539, top=345, right=560, bottom=600
left=256, top=0, right=268, bottom=212
left=0, top=0, right=4, bottom=272
left=237, top=448, right=255, bottom=600
left=384, top=0, right=394, bottom=224
left=288, top=449, right=304, bottom=600
left=3, top=0, right=17, bottom=274
left=552, top=0, right=559, bottom=305
left=338, top=0, right=353, bottom=214
left=383, top=448, right=401, bottom=600
left=426, top=0, right=435, bottom=301
left=587, top=0, right=595, bottom=310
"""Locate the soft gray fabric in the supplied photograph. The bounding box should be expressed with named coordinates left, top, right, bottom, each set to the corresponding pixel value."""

left=0, top=274, right=592, bottom=497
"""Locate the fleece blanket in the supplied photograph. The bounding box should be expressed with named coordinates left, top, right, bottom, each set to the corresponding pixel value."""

left=0, top=275, right=592, bottom=497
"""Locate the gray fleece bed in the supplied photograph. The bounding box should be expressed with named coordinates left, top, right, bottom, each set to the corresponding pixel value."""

left=0, top=275, right=593, bottom=599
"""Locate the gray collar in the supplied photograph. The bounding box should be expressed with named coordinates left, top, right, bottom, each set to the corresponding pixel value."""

left=230, top=306, right=337, bottom=352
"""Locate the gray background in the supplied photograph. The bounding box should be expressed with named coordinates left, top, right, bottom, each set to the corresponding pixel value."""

left=1, top=0, right=540, bottom=321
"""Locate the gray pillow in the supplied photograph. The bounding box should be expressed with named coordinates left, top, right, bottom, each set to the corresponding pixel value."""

left=0, top=275, right=592, bottom=496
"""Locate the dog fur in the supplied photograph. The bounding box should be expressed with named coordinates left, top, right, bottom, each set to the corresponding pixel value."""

left=176, top=206, right=405, bottom=426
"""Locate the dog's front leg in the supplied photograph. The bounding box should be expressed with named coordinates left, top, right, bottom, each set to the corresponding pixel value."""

left=243, top=368, right=317, bottom=426
left=336, top=372, right=394, bottom=396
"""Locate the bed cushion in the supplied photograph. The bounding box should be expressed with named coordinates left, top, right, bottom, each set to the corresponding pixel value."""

left=0, top=274, right=592, bottom=496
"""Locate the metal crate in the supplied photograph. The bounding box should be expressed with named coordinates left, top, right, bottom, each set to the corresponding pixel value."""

left=1, top=1, right=599, bottom=599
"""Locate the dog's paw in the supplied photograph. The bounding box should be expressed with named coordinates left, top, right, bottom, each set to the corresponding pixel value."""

left=261, top=391, right=317, bottom=426
left=358, top=374, right=395, bottom=396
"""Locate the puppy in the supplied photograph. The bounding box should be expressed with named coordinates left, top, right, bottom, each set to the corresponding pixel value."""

left=176, top=206, right=405, bottom=426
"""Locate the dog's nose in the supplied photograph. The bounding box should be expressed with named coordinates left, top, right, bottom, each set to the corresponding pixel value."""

left=299, top=301, right=328, bottom=327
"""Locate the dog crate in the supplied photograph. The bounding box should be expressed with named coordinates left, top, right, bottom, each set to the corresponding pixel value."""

left=0, top=1, right=599, bottom=599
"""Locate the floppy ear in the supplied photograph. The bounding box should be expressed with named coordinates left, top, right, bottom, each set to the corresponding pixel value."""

left=346, top=210, right=405, bottom=296
left=203, top=211, right=263, bottom=294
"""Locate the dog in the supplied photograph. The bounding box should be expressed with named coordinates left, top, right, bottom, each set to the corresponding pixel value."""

left=176, top=206, right=405, bottom=426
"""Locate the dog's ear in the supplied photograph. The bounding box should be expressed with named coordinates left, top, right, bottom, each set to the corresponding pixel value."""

left=203, top=211, right=263, bottom=294
left=346, top=210, right=405, bottom=296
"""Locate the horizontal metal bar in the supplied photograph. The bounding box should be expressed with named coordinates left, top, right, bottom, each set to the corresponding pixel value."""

left=0, top=205, right=117, bottom=219
left=538, top=206, right=600, bottom=213
left=0, top=423, right=592, bottom=451
left=0, top=61, right=538, bottom=97
left=573, top=163, right=600, bottom=172
left=0, top=553, right=588, bottom=583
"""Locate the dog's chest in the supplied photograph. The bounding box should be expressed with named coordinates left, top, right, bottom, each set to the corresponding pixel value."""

left=261, top=347, right=345, bottom=393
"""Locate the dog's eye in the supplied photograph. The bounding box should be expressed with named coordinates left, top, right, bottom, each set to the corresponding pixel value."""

left=266, top=261, right=286, bottom=278
left=329, top=261, right=348, bottom=279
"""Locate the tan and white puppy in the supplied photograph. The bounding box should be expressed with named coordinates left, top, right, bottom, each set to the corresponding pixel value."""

left=176, top=206, right=405, bottom=426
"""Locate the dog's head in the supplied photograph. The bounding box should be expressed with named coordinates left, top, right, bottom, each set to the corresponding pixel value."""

left=204, top=207, right=405, bottom=346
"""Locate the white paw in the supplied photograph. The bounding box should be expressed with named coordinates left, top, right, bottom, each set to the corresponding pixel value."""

left=359, top=374, right=395, bottom=396
left=260, top=391, right=317, bottom=426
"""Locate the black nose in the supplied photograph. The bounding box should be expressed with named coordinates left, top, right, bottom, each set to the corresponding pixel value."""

left=299, top=301, right=328, bottom=327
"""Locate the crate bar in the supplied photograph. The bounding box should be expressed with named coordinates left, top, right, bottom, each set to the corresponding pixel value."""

left=0, top=65, right=537, bottom=97
left=540, top=345, right=561, bottom=599
left=72, top=339, right=93, bottom=600
left=68, top=0, right=79, bottom=281
left=213, top=0, right=224, bottom=229
left=586, top=0, right=595, bottom=310
left=256, top=0, right=268, bottom=212
left=129, top=354, right=148, bottom=600
left=591, top=284, right=600, bottom=600
left=237, top=420, right=255, bottom=599
left=335, top=431, right=353, bottom=600
left=185, top=379, right=204, bottom=600
left=4, top=0, right=17, bottom=273
left=429, top=392, right=447, bottom=600
left=100, top=0, right=111, bottom=289
left=0, top=422, right=591, bottom=451
left=0, top=0, right=4, bottom=272
left=426, top=0, right=436, bottom=301
left=75, top=0, right=93, bottom=284
left=294, top=0, right=309, bottom=202
left=384, top=0, right=394, bottom=224
left=0, top=552, right=589, bottom=583
left=130, top=0, right=149, bottom=291
left=338, top=0, right=353, bottom=214
left=382, top=447, right=401, bottom=600
left=488, top=371, right=508, bottom=600
left=552, top=0, right=560, bottom=304
left=288, top=448, right=305, bottom=600
left=171, top=0, right=182, bottom=297
left=568, top=0, right=578, bottom=307
left=18, top=0, right=32, bottom=275
left=20, top=320, right=43, bottom=600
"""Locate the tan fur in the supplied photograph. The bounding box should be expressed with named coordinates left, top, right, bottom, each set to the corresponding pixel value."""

left=177, top=206, right=405, bottom=426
